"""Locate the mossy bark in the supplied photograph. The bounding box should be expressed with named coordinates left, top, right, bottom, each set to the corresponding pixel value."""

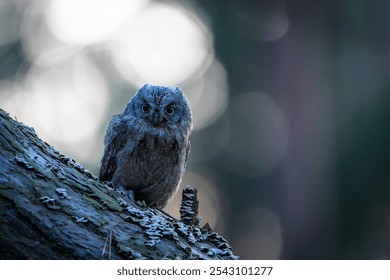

left=0, top=109, right=237, bottom=260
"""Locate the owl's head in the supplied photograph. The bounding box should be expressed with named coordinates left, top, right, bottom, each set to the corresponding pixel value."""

left=124, top=84, right=192, bottom=132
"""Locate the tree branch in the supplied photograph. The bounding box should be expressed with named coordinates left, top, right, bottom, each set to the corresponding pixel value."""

left=0, top=109, right=237, bottom=260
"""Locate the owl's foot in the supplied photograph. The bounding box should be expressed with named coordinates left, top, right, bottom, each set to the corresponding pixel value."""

left=136, top=200, right=147, bottom=207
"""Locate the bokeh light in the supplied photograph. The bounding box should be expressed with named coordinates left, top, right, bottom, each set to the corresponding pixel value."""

left=110, top=2, right=213, bottom=86
left=0, top=55, right=109, bottom=163
left=19, top=2, right=80, bottom=66
left=220, top=92, right=288, bottom=177
left=183, top=59, right=229, bottom=130
left=45, top=0, right=147, bottom=46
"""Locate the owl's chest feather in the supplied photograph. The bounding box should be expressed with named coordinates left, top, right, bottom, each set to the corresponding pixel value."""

left=133, top=135, right=180, bottom=167
left=116, top=134, right=185, bottom=187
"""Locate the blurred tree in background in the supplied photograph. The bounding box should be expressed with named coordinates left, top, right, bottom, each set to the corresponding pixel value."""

left=0, top=0, right=389, bottom=259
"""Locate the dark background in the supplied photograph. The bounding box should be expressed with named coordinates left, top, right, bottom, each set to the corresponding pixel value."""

left=0, top=0, right=389, bottom=259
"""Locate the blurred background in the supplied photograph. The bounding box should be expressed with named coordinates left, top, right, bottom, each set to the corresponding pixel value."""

left=0, top=0, right=390, bottom=259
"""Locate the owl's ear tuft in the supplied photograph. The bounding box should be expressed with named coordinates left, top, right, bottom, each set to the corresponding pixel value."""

left=139, top=84, right=151, bottom=92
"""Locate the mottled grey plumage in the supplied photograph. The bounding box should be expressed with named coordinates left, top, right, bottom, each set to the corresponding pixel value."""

left=99, top=84, right=192, bottom=209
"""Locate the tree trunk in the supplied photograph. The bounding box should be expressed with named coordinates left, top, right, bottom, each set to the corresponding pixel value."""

left=0, top=109, right=237, bottom=260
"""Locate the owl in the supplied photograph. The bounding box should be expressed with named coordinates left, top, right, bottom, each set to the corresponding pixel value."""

left=99, top=84, right=193, bottom=209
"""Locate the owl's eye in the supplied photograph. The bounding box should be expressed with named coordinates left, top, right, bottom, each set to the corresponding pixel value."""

left=141, top=103, right=151, bottom=113
left=165, top=106, right=175, bottom=115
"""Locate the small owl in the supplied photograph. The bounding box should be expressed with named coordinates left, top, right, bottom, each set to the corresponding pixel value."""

left=99, top=84, right=193, bottom=209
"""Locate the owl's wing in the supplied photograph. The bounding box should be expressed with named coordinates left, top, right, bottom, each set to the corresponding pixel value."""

left=99, top=114, right=128, bottom=182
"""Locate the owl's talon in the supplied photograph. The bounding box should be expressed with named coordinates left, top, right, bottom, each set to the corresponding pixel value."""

left=136, top=200, right=147, bottom=207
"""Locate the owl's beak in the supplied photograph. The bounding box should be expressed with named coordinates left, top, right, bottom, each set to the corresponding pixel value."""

left=150, top=111, right=162, bottom=126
